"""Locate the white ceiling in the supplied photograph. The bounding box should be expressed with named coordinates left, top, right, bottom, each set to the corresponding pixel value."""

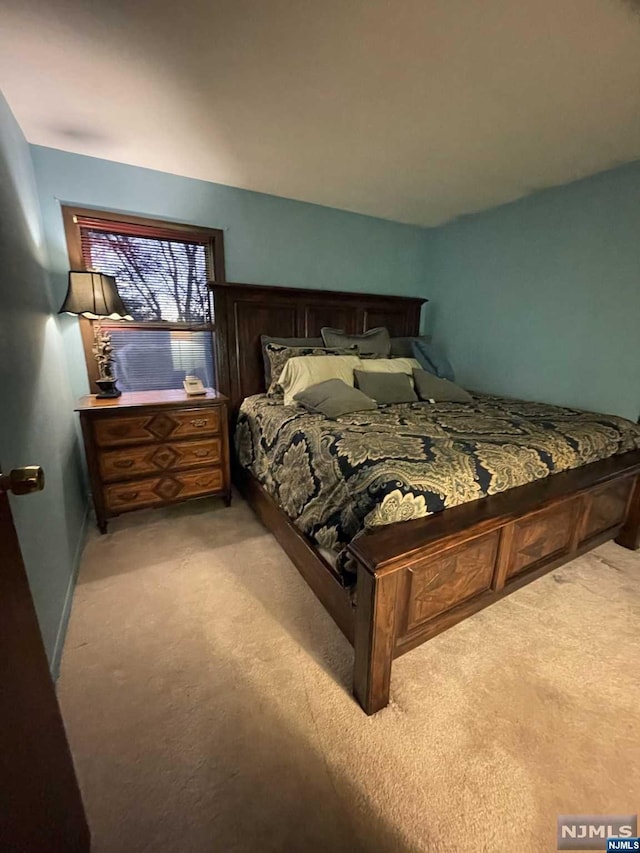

left=2, top=0, right=640, bottom=226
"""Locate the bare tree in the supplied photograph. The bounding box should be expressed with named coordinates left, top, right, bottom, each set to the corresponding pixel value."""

left=86, top=232, right=210, bottom=324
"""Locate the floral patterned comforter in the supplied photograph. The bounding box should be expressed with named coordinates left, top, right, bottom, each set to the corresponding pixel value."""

left=235, top=393, right=640, bottom=579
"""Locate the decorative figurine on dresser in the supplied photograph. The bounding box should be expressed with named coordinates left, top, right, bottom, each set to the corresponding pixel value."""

left=77, top=390, right=231, bottom=533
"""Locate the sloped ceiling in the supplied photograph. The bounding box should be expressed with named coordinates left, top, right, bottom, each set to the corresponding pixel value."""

left=2, top=0, right=640, bottom=225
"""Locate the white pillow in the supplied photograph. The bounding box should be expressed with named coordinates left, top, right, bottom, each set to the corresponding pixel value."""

left=279, top=354, right=362, bottom=405
left=356, top=357, right=421, bottom=375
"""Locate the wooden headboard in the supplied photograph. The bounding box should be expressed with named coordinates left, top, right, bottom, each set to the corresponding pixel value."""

left=212, top=281, right=426, bottom=414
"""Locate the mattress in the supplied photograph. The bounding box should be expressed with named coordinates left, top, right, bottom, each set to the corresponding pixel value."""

left=235, top=393, right=640, bottom=580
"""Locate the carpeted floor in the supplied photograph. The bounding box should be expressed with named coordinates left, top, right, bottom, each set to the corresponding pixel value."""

left=58, top=495, right=640, bottom=853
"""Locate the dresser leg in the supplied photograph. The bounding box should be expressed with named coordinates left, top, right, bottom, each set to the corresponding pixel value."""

left=223, top=492, right=232, bottom=508
left=97, top=519, right=108, bottom=535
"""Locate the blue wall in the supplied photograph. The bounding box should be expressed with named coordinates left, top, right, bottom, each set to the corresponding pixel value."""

left=33, top=146, right=639, bottom=423
left=428, top=163, right=640, bottom=422
left=30, top=145, right=431, bottom=399
left=0, top=94, right=88, bottom=671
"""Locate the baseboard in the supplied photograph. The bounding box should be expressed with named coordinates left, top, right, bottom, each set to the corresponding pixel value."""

left=50, top=502, right=90, bottom=680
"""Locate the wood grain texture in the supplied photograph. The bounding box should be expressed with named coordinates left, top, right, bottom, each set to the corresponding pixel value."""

left=579, top=478, right=634, bottom=546
left=93, top=408, right=221, bottom=447
left=78, top=393, right=231, bottom=532
left=76, top=388, right=226, bottom=411
left=99, top=438, right=222, bottom=482
left=104, top=468, right=224, bottom=512
left=492, top=521, right=514, bottom=592
left=354, top=566, right=399, bottom=716
left=616, top=474, right=640, bottom=550
left=403, top=530, right=499, bottom=631
left=211, top=281, right=425, bottom=415
left=393, top=521, right=629, bottom=659
left=505, top=498, right=580, bottom=579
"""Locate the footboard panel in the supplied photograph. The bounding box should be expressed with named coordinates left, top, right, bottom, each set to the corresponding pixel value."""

left=400, top=530, right=499, bottom=636
left=352, top=454, right=640, bottom=712
left=504, top=496, right=580, bottom=580
left=391, top=475, right=635, bottom=657
left=579, top=477, right=636, bottom=547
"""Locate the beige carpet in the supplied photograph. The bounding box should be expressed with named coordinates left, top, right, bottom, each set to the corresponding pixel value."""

left=58, top=495, right=640, bottom=853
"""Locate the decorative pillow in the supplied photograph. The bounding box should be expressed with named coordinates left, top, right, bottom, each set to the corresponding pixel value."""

left=279, top=354, right=362, bottom=405
left=389, top=336, right=416, bottom=358
left=355, top=357, right=421, bottom=376
left=321, top=327, right=391, bottom=357
left=412, top=369, right=472, bottom=403
left=411, top=339, right=455, bottom=382
left=390, top=334, right=435, bottom=358
left=260, top=335, right=323, bottom=385
left=354, top=370, right=418, bottom=404
left=294, top=379, right=376, bottom=419
left=264, top=343, right=357, bottom=395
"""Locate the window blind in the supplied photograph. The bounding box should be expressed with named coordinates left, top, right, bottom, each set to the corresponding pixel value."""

left=77, top=217, right=216, bottom=393
left=79, top=226, right=212, bottom=324
left=103, top=328, right=216, bottom=393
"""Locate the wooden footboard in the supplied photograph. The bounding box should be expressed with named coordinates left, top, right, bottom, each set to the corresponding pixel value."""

left=236, top=451, right=640, bottom=716
left=349, top=451, right=640, bottom=714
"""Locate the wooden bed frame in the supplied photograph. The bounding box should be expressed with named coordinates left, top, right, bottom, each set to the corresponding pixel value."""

left=213, top=281, right=640, bottom=714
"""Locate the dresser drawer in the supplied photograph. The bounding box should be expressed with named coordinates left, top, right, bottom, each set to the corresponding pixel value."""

left=104, top=467, right=224, bottom=512
left=99, top=438, right=222, bottom=482
left=94, top=407, right=221, bottom=447
left=77, top=391, right=230, bottom=532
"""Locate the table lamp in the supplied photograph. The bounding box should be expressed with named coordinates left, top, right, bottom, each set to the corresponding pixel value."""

left=59, top=270, right=133, bottom=398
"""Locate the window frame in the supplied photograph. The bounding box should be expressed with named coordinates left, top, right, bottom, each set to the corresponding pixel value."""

left=62, top=205, right=225, bottom=394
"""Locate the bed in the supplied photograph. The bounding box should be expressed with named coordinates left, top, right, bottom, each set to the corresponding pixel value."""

left=213, top=281, right=640, bottom=714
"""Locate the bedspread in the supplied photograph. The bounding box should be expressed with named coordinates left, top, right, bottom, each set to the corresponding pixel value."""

left=235, top=394, right=640, bottom=577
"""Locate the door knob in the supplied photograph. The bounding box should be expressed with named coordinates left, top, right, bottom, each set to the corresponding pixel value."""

left=0, top=466, right=45, bottom=496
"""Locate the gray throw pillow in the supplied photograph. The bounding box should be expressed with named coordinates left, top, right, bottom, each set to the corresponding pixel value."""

left=389, top=336, right=417, bottom=358
left=321, top=326, right=391, bottom=357
left=413, top=369, right=472, bottom=403
left=390, top=334, right=435, bottom=358
left=354, top=370, right=417, bottom=404
left=261, top=335, right=324, bottom=385
left=294, top=379, right=377, bottom=419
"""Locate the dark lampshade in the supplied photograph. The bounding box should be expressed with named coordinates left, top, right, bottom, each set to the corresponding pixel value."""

left=59, top=271, right=133, bottom=320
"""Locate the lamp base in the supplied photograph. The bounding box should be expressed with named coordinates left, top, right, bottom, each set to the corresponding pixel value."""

left=95, top=378, right=122, bottom=399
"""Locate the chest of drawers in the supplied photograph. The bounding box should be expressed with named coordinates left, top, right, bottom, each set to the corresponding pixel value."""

left=76, top=390, right=231, bottom=533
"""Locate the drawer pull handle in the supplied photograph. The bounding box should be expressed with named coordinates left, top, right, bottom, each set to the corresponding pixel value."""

left=190, top=418, right=209, bottom=428
left=194, top=449, right=210, bottom=458
left=114, top=459, right=134, bottom=469
left=118, top=490, right=139, bottom=501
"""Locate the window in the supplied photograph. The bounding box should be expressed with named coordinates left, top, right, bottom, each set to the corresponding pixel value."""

left=62, top=207, right=225, bottom=394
